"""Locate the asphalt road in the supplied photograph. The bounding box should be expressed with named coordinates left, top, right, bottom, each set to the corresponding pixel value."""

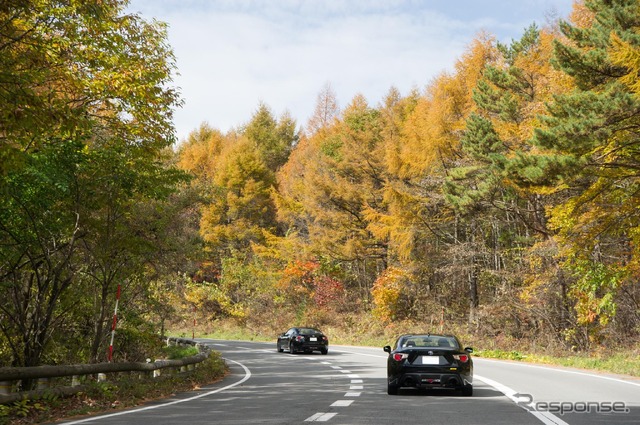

left=58, top=339, right=640, bottom=425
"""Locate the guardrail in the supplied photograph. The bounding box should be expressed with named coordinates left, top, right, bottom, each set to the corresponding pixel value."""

left=0, top=337, right=210, bottom=404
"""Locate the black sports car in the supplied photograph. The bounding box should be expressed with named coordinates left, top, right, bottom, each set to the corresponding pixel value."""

left=383, top=333, right=473, bottom=396
left=277, top=327, right=329, bottom=354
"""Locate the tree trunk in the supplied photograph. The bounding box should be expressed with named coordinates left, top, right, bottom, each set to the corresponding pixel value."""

left=468, top=259, right=479, bottom=326
left=90, top=282, right=110, bottom=363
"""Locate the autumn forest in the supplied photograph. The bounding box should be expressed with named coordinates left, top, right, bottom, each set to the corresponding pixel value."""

left=1, top=0, right=639, bottom=368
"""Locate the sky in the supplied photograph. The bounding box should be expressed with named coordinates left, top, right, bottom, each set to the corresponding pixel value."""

left=125, top=0, right=576, bottom=142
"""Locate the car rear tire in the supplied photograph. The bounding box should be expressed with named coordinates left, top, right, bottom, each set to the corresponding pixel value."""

left=387, top=383, right=399, bottom=395
left=461, top=384, right=473, bottom=396
left=320, top=348, right=328, bottom=355
left=289, top=342, right=296, bottom=354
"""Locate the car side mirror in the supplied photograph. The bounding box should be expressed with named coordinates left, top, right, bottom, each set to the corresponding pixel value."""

left=464, top=347, right=474, bottom=353
left=383, top=346, right=391, bottom=353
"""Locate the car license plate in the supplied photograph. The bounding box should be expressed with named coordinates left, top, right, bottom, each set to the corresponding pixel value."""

left=420, top=356, right=441, bottom=365
left=310, top=337, right=317, bottom=341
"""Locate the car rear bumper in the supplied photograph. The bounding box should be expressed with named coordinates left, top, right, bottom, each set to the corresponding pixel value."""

left=293, top=342, right=328, bottom=350
left=389, top=372, right=472, bottom=389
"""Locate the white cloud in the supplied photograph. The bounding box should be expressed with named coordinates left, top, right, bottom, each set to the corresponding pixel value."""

left=126, top=0, right=575, bottom=141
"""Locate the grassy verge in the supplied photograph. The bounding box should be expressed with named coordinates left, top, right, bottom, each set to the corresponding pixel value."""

left=162, top=344, right=199, bottom=359
left=0, top=352, right=227, bottom=425
left=198, top=327, right=271, bottom=343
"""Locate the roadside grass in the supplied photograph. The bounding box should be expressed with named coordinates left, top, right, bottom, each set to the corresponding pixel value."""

left=162, top=344, right=199, bottom=359
left=174, top=321, right=271, bottom=343
left=201, top=327, right=271, bottom=342
left=0, top=351, right=227, bottom=425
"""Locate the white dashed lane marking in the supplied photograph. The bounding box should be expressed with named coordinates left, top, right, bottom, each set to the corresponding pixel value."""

left=305, top=412, right=338, bottom=422
left=305, top=359, right=362, bottom=423
left=331, top=400, right=354, bottom=407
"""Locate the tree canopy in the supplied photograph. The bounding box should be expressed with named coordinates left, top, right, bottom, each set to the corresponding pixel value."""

left=2, top=0, right=639, bottom=369
left=0, top=0, right=186, bottom=369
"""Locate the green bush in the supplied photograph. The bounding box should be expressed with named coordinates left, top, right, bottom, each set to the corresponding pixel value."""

left=162, top=345, right=199, bottom=359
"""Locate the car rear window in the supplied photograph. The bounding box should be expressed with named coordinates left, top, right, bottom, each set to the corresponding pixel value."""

left=299, top=328, right=320, bottom=335
left=400, top=336, right=458, bottom=349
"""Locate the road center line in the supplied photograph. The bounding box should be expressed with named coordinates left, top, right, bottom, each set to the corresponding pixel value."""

left=60, top=358, right=252, bottom=424
left=331, top=400, right=354, bottom=407
left=305, top=412, right=337, bottom=422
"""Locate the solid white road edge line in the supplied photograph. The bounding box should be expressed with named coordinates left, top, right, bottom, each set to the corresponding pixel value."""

left=476, top=358, right=640, bottom=387
left=60, top=358, right=252, bottom=425
left=475, top=374, right=570, bottom=425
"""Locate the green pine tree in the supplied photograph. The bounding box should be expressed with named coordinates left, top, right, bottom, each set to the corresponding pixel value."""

left=533, top=0, right=640, bottom=335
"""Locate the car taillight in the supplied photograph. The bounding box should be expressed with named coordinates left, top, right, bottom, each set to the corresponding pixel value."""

left=322, top=336, right=328, bottom=341
left=392, top=353, right=409, bottom=362
left=453, top=354, right=469, bottom=363
left=296, top=336, right=304, bottom=342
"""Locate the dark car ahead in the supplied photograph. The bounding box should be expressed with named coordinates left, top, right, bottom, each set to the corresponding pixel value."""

left=383, top=334, right=473, bottom=396
left=277, top=327, right=329, bottom=354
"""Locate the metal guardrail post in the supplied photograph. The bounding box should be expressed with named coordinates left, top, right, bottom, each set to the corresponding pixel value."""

left=0, top=381, right=10, bottom=395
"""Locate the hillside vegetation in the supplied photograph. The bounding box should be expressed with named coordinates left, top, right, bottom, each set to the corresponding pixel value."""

left=1, top=0, right=638, bottom=375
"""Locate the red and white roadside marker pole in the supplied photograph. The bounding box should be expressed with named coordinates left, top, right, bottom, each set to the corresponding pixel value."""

left=107, top=284, right=122, bottom=362
left=192, top=305, right=196, bottom=339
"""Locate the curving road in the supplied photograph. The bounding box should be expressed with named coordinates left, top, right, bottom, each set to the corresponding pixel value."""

left=57, top=339, right=640, bottom=425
